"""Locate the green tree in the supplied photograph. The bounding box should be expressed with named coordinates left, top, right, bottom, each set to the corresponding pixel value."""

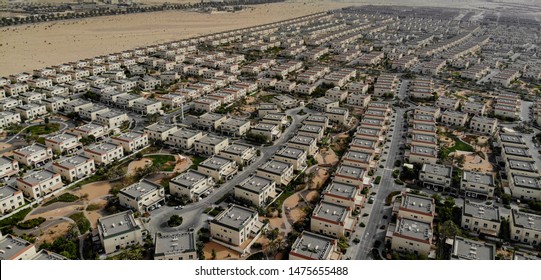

left=436, top=220, right=461, bottom=259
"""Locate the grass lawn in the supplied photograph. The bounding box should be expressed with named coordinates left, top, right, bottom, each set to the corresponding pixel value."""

left=69, top=212, right=91, bottom=234
left=43, top=193, right=79, bottom=206
left=145, top=154, right=176, bottom=172
left=441, top=135, right=474, bottom=158
left=0, top=207, right=32, bottom=230
left=26, top=123, right=61, bottom=136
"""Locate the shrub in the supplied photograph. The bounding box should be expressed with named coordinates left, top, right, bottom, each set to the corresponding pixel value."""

left=43, top=193, right=79, bottom=206
left=359, top=222, right=366, bottom=227
left=374, top=176, right=381, bottom=184
left=69, top=212, right=90, bottom=234
left=167, top=215, right=183, bottom=227
left=17, top=217, right=46, bottom=229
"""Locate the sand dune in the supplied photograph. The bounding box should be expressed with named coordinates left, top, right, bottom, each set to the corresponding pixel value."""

left=0, top=2, right=347, bottom=76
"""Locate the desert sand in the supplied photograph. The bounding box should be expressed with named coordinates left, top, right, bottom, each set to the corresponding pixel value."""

left=0, top=2, right=347, bottom=76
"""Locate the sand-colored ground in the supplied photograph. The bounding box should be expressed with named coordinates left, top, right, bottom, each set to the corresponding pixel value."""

left=72, top=180, right=113, bottom=201
left=127, top=158, right=153, bottom=175
left=261, top=215, right=285, bottom=234
left=309, top=168, right=329, bottom=189
left=203, top=241, right=241, bottom=260
left=0, top=2, right=347, bottom=76
left=85, top=199, right=107, bottom=228
left=35, top=221, right=72, bottom=247
left=316, top=147, right=338, bottom=165
left=0, top=142, right=13, bottom=156
left=173, top=155, right=191, bottom=173
left=451, top=151, right=495, bottom=173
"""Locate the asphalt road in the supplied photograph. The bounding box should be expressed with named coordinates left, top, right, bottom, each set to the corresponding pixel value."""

left=353, top=106, right=407, bottom=260
left=145, top=106, right=311, bottom=235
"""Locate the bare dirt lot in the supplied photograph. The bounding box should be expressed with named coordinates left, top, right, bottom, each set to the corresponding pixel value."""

left=0, top=2, right=347, bottom=76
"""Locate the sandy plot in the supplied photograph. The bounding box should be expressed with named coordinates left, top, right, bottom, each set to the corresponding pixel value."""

left=453, top=151, right=495, bottom=173
left=316, top=147, right=338, bottom=165
left=0, top=142, right=13, bottom=156
left=86, top=205, right=107, bottom=228
left=36, top=221, right=72, bottom=247
left=309, top=168, right=329, bottom=189
left=203, top=241, right=241, bottom=260
left=127, top=158, right=153, bottom=175
left=72, top=181, right=113, bottom=201
left=0, top=2, right=347, bottom=76
left=260, top=215, right=284, bottom=232
left=173, top=155, right=191, bottom=173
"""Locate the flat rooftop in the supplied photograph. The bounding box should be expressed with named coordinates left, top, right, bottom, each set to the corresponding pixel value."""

left=0, top=235, right=34, bottom=260
left=197, top=135, right=227, bottom=145
left=98, top=210, right=140, bottom=239
left=421, top=163, right=452, bottom=177
left=412, top=133, right=437, bottom=143
left=343, top=150, right=371, bottom=162
left=31, top=250, right=67, bottom=260
left=145, top=123, right=177, bottom=133
left=237, top=175, right=274, bottom=194
left=85, top=142, right=121, bottom=154
left=512, top=175, right=541, bottom=190
left=312, top=201, right=348, bottom=223
left=499, top=133, right=525, bottom=145
left=351, top=137, right=376, bottom=147
left=335, top=164, right=364, bottom=180
left=395, top=217, right=432, bottom=242
left=503, top=146, right=531, bottom=157
left=170, top=128, right=202, bottom=139
left=221, top=143, right=253, bottom=156
left=462, top=170, right=494, bottom=186
left=401, top=193, right=434, bottom=215
left=413, top=123, right=437, bottom=131
left=512, top=209, right=541, bottom=231
left=114, top=131, right=145, bottom=141
left=299, top=124, right=323, bottom=133
left=120, top=179, right=161, bottom=200
left=54, top=155, right=92, bottom=169
left=290, top=231, right=336, bottom=260
left=154, top=231, right=196, bottom=257
left=199, top=112, right=227, bottom=121
left=171, top=170, right=208, bottom=188
left=263, top=113, right=287, bottom=121
left=212, top=204, right=257, bottom=231
left=305, top=114, right=328, bottom=123
left=15, top=144, right=47, bottom=156
left=46, top=132, right=78, bottom=143
left=98, top=109, right=127, bottom=118
left=288, top=135, right=316, bottom=145
left=0, top=185, right=20, bottom=200
left=199, top=156, right=233, bottom=170
left=258, top=160, right=292, bottom=175
left=324, top=181, right=357, bottom=199
left=275, top=146, right=305, bottom=159
left=253, top=123, right=278, bottom=131
left=463, top=200, right=500, bottom=222
left=508, top=159, right=537, bottom=172
left=452, top=236, right=495, bottom=260
left=411, top=145, right=437, bottom=156
left=19, top=169, right=58, bottom=185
